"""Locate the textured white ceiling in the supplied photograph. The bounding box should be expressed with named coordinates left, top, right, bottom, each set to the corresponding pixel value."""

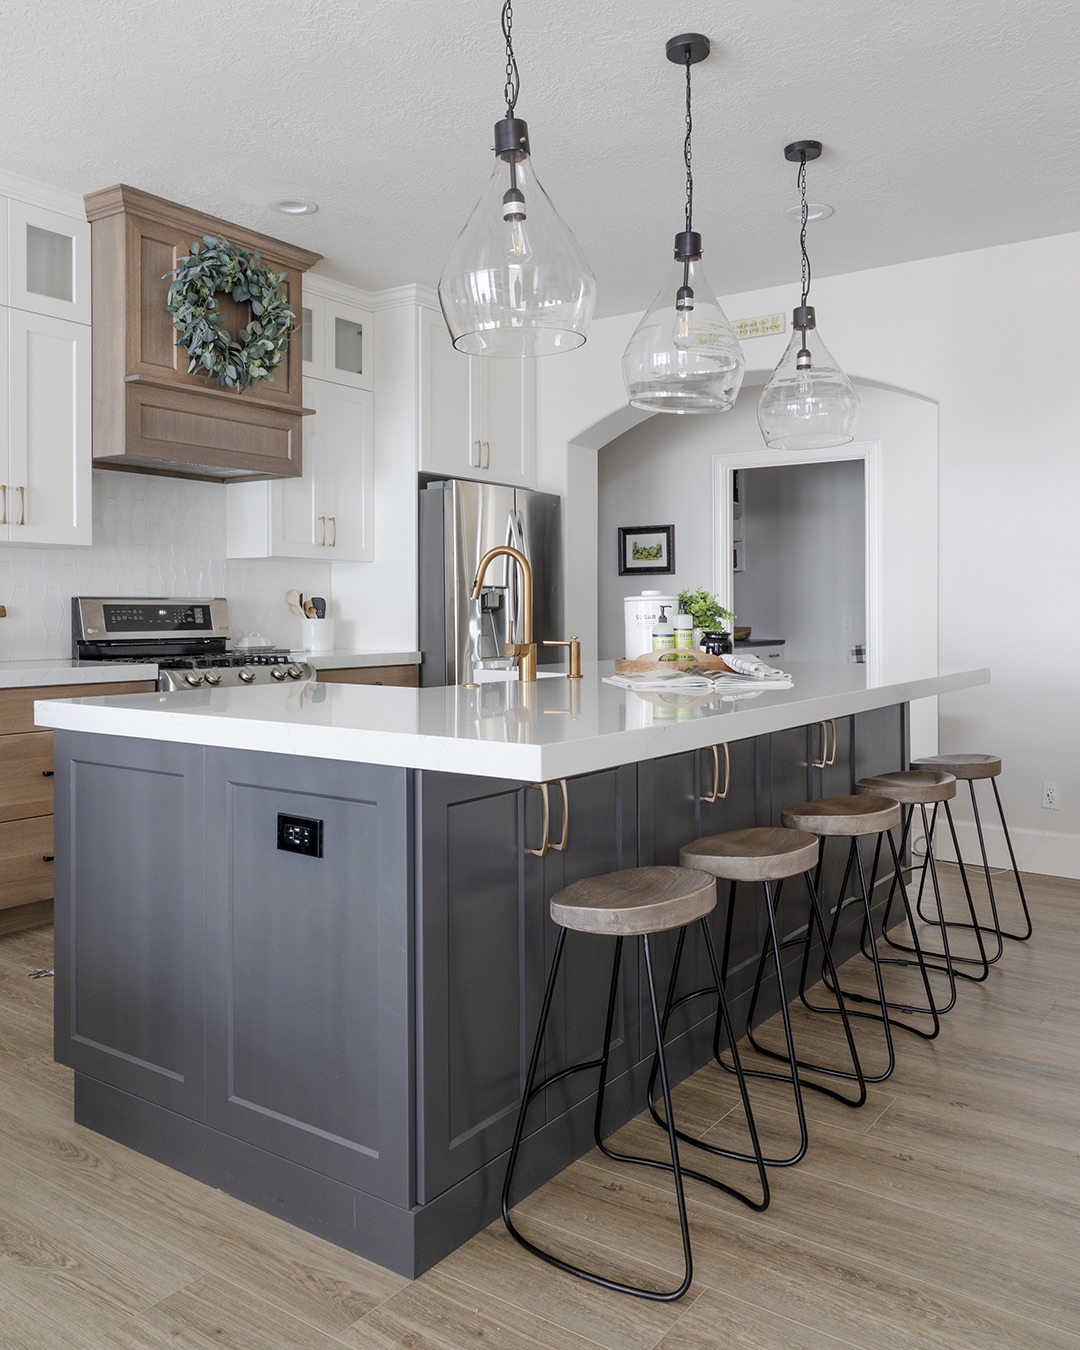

left=2, top=0, right=1076, bottom=317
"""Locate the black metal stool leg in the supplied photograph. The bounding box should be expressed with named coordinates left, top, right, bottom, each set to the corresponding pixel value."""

left=641, top=921, right=771, bottom=1204
left=503, top=930, right=696, bottom=1302
left=990, top=776, right=1034, bottom=940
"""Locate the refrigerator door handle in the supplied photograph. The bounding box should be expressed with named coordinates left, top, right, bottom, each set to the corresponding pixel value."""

left=506, top=509, right=524, bottom=644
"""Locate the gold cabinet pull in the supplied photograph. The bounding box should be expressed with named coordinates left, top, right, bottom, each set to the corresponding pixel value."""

left=482, top=440, right=491, bottom=469
left=826, top=719, right=838, bottom=766
left=471, top=439, right=482, bottom=468
left=526, top=781, right=550, bottom=857
left=702, top=743, right=731, bottom=802
left=317, top=515, right=326, bottom=546
left=0, top=484, right=7, bottom=525
left=550, top=778, right=569, bottom=852
left=329, top=515, right=337, bottom=547
left=812, top=721, right=828, bottom=769
left=16, top=485, right=25, bottom=526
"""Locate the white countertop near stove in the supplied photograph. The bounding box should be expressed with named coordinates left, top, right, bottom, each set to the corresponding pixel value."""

left=35, top=662, right=989, bottom=782
left=0, top=660, right=159, bottom=689
left=291, top=650, right=421, bottom=669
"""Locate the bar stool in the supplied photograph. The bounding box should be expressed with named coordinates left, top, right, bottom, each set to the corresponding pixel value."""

left=781, top=794, right=941, bottom=1083
left=911, top=752, right=1033, bottom=945
left=663, top=828, right=866, bottom=1170
left=855, top=768, right=991, bottom=989
left=502, top=865, right=769, bottom=1303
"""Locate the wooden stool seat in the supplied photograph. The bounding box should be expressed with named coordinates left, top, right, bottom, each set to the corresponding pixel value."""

left=680, top=827, right=819, bottom=883
left=856, top=769, right=957, bottom=805
left=912, top=752, right=1001, bottom=781
left=551, top=865, right=715, bottom=937
left=782, top=794, right=901, bottom=837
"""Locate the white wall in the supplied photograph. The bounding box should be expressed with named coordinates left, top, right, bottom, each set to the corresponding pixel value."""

left=538, top=232, right=1080, bottom=879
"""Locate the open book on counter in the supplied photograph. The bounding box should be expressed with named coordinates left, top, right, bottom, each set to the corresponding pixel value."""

left=604, top=652, right=793, bottom=692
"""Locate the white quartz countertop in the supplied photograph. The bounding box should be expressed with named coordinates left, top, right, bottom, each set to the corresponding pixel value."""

left=0, top=660, right=159, bottom=689
left=0, top=650, right=418, bottom=688
left=35, top=662, right=989, bottom=781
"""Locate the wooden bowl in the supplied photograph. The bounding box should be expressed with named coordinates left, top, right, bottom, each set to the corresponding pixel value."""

left=734, top=626, right=751, bottom=641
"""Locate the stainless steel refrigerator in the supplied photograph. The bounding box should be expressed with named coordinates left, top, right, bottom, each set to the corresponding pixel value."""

left=418, top=478, right=562, bottom=686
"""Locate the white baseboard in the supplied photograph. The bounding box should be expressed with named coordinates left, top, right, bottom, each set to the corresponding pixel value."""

left=916, top=819, right=1080, bottom=881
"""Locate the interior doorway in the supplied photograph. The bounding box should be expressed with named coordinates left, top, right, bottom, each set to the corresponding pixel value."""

left=714, top=445, right=877, bottom=663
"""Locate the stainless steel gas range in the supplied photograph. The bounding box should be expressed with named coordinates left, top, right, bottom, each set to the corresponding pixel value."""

left=72, top=597, right=314, bottom=691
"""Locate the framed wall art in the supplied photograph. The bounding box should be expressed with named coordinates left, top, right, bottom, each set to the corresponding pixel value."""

left=618, top=524, right=675, bottom=576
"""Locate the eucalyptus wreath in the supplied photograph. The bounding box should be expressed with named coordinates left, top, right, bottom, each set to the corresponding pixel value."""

left=165, top=235, right=295, bottom=392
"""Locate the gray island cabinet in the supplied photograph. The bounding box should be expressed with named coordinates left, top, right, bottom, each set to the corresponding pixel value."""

left=39, top=663, right=987, bottom=1277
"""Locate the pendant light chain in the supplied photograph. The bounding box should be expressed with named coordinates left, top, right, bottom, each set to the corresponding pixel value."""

left=683, top=50, right=694, bottom=233
left=798, top=152, right=812, bottom=308
left=502, top=0, right=520, bottom=116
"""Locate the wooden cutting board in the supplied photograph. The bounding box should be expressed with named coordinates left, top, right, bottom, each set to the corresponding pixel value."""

left=613, top=649, right=736, bottom=675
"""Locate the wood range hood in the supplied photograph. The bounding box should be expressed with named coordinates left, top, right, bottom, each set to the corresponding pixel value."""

left=84, top=185, right=322, bottom=483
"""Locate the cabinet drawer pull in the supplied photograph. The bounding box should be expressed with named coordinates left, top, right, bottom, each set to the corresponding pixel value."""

left=526, top=781, right=550, bottom=857
left=812, top=721, right=828, bottom=769
left=471, top=439, right=482, bottom=469
left=482, top=440, right=491, bottom=470
left=329, top=515, right=337, bottom=547
left=702, top=743, right=730, bottom=803
left=550, top=778, right=569, bottom=852
left=42, top=855, right=54, bottom=863
left=0, top=483, right=6, bottom=525
left=42, top=769, right=55, bottom=777
left=16, top=485, right=25, bottom=526
left=826, top=719, right=838, bottom=766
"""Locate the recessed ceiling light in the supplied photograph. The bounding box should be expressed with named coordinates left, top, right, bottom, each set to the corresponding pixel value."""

left=270, top=198, right=319, bottom=216
left=784, top=202, right=833, bottom=222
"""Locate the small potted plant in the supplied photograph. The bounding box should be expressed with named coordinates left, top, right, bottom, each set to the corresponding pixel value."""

left=677, top=587, right=735, bottom=652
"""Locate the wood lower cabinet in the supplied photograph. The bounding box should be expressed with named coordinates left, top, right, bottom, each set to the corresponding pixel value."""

left=314, top=664, right=419, bottom=687
left=0, top=680, right=154, bottom=934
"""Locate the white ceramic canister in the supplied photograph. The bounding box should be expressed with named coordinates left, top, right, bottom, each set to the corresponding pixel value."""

left=623, top=590, right=676, bottom=660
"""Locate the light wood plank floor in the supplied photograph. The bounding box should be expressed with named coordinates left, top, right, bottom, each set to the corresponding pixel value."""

left=0, top=868, right=1077, bottom=1347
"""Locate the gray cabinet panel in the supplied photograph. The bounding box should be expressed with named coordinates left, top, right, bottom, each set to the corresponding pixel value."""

left=416, top=771, right=545, bottom=1203
left=53, top=732, right=206, bottom=1119
left=203, top=750, right=412, bottom=1205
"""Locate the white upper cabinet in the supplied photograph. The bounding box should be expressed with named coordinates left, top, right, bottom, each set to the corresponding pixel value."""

left=302, top=278, right=373, bottom=391
left=2, top=308, right=92, bottom=545
left=7, top=199, right=91, bottom=324
left=226, top=380, right=373, bottom=562
left=417, top=305, right=536, bottom=487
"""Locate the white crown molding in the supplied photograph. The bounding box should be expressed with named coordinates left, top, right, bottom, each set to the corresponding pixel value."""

left=0, top=167, right=88, bottom=219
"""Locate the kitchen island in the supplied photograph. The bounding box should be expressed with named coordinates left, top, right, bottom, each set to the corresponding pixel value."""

left=38, top=662, right=987, bottom=1277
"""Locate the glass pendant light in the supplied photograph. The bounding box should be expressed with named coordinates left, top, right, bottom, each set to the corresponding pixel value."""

left=438, top=2, right=596, bottom=357
left=757, top=141, right=859, bottom=449
left=622, top=34, right=745, bottom=414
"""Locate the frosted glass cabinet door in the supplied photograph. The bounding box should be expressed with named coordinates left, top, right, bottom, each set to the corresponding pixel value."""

left=7, top=201, right=91, bottom=324
left=5, top=310, right=92, bottom=545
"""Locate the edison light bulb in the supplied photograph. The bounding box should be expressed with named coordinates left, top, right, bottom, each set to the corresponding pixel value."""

left=672, top=285, right=694, bottom=349
left=757, top=311, right=860, bottom=449
left=503, top=187, right=530, bottom=261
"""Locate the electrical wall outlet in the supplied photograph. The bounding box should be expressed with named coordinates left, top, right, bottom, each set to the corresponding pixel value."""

left=1042, top=781, right=1061, bottom=810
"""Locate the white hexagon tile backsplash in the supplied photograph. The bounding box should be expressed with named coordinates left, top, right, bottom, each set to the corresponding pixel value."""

left=0, top=473, right=333, bottom=661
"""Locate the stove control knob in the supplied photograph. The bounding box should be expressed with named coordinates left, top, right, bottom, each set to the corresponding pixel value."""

left=286, top=664, right=305, bottom=679
left=204, top=671, right=222, bottom=686
left=183, top=672, right=204, bottom=687
left=238, top=668, right=256, bottom=684
left=270, top=667, right=286, bottom=681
